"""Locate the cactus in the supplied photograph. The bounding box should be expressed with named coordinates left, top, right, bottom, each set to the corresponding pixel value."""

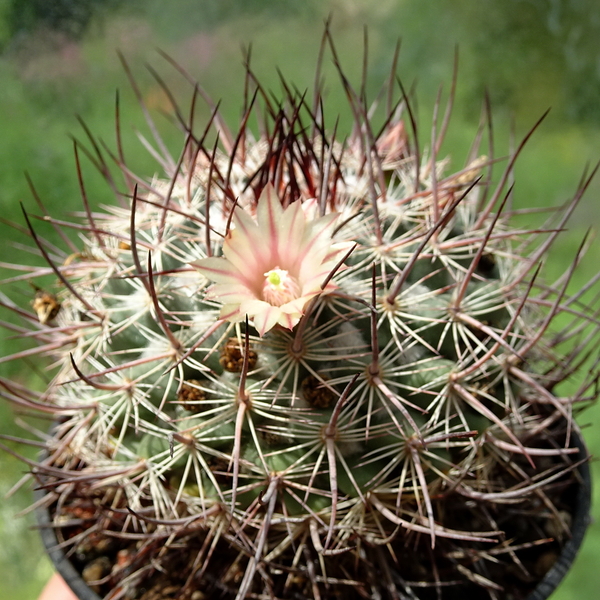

left=1, top=30, right=598, bottom=600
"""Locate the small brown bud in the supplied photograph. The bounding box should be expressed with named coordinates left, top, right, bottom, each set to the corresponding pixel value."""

left=32, top=289, right=61, bottom=324
left=302, top=373, right=336, bottom=408
left=177, top=379, right=206, bottom=412
left=219, top=337, right=258, bottom=372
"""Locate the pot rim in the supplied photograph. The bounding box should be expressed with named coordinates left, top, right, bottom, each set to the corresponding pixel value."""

left=35, top=488, right=102, bottom=600
left=524, top=427, right=592, bottom=600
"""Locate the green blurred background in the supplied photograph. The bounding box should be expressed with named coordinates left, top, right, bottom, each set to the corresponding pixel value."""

left=1, top=1, right=599, bottom=598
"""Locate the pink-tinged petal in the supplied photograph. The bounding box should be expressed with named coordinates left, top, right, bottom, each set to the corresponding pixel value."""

left=302, top=211, right=338, bottom=241
left=288, top=213, right=339, bottom=272
left=223, top=214, right=269, bottom=275
left=323, top=241, right=356, bottom=263
left=280, top=295, right=316, bottom=315
left=278, top=310, right=300, bottom=331
left=300, top=265, right=340, bottom=294
left=231, top=202, right=260, bottom=239
left=256, top=184, right=284, bottom=261
left=295, top=245, right=332, bottom=281
left=237, top=298, right=271, bottom=314
left=205, top=283, right=257, bottom=305
left=219, top=304, right=244, bottom=321
left=252, top=304, right=283, bottom=336
left=298, top=242, right=353, bottom=286
left=191, top=257, right=243, bottom=284
left=277, top=200, right=305, bottom=262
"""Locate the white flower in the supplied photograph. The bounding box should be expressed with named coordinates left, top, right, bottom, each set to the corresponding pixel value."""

left=192, top=184, right=352, bottom=336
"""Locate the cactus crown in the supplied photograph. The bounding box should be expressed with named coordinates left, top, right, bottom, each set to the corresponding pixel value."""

left=1, top=27, right=597, bottom=600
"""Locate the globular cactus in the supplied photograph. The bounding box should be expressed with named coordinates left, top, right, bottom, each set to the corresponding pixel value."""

left=1, top=31, right=598, bottom=600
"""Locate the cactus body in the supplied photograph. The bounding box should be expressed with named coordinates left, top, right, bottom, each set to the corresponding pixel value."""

left=1, top=34, right=598, bottom=600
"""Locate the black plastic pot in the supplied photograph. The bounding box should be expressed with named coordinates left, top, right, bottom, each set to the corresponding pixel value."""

left=36, top=493, right=101, bottom=600
left=524, top=429, right=592, bottom=600
left=35, top=432, right=592, bottom=600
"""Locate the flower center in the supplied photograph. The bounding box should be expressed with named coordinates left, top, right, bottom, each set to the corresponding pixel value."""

left=262, top=267, right=300, bottom=306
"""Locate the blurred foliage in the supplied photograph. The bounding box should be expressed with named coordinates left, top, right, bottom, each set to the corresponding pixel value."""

left=0, top=1, right=599, bottom=599
left=2, top=0, right=125, bottom=46
left=451, top=0, right=600, bottom=124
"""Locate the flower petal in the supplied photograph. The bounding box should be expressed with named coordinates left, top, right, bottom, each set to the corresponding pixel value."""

left=277, top=198, right=305, bottom=264
left=191, top=257, right=242, bottom=284
left=291, top=213, right=339, bottom=273
left=251, top=303, right=283, bottom=336
left=222, top=213, right=267, bottom=275
left=205, top=283, right=257, bottom=305
left=219, top=303, right=244, bottom=321
left=256, top=184, right=285, bottom=261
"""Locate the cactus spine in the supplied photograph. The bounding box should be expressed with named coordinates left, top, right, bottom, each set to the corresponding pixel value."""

left=1, top=31, right=597, bottom=600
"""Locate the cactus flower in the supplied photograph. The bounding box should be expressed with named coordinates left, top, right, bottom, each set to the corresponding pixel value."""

left=192, top=184, right=352, bottom=335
